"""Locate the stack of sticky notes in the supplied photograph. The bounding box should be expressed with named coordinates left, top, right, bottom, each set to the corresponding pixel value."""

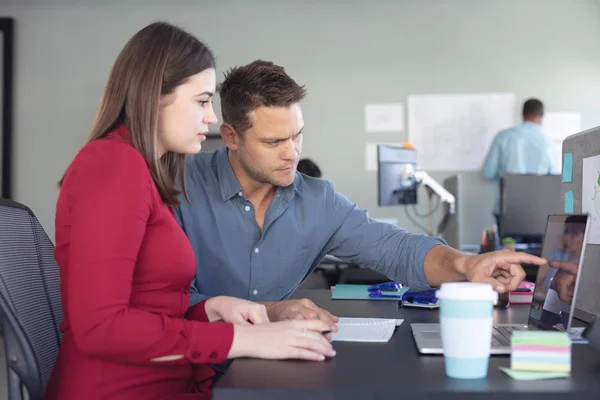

left=510, top=331, right=571, bottom=373
left=508, top=281, right=535, bottom=304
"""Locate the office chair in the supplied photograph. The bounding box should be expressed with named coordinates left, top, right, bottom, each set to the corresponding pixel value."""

left=0, top=198, right=63, bottom=400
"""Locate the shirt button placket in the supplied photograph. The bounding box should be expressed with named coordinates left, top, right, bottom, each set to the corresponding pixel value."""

left=251, top=246, right=260, bottom=297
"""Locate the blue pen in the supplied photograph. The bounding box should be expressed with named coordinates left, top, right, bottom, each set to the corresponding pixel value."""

left=368, top=291, right=404, bottom=299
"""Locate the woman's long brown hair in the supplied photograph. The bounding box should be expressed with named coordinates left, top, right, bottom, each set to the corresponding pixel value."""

left=59, top=22, right=215, bottom=206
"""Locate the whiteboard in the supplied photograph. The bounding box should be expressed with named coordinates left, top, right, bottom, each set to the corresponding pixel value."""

left=407, top=93, right=517, bottom=171
left=543, top=112, right=582, bottom=171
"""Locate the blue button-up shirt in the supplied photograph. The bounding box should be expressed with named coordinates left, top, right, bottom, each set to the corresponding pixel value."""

left=482, top=121, right=558, bottom=181
left=175, top=147, right=445, bottom=306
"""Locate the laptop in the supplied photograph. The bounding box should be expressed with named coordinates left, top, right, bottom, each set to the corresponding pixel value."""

left=411, top=214, right=590, bottom=355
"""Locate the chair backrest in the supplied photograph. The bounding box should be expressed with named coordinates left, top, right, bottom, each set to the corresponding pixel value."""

left=0, top=198, right=63, bottom=399
left=499, top=174, right=562, bottom=238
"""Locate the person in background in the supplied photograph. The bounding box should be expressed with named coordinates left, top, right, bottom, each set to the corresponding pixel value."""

left=297, top=158, right=322, bottom=178
left=175, top=60, right=547, bottom=341
left=47, top=23, right=333, bottom=400
left=482, top=98, right=557, bottom=181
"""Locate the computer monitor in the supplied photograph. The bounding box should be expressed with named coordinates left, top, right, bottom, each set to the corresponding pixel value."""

left=377, top=145, right=418, bottom=206
left=499, top=174, right=562, bottom=240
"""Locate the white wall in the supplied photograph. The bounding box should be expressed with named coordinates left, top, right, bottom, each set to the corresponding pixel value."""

left=4, top=0, right=600, bottom=242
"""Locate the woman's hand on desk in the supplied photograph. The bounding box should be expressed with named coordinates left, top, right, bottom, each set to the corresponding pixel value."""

left=258, top=299, right=339, bottom=338
left=227, top=319, right=336, bottom=361
left=204, top=296, right=270, bottom=325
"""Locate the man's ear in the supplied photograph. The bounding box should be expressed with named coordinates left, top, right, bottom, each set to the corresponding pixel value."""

left=220, top=123, right=239, bottom=151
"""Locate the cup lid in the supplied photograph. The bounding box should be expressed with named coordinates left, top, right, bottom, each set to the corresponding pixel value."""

left=435, top=282, right=498, bottom=302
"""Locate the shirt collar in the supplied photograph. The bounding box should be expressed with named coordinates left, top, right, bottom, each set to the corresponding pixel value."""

left=215, top=147, right=298, bottom=202
left=216, top=147, right=243, bottom=201
left=522, top=121, right=543, bottom=130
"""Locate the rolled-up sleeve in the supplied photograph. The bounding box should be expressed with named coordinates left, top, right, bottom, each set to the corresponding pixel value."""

left=325, top=185, right=445, bottom=291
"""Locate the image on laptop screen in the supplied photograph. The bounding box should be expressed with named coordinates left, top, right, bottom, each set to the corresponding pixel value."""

left=529, top=214, right=589, bottom=331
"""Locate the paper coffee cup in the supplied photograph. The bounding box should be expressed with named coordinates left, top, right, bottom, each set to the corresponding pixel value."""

left=436, top=283, right=498, bottom=379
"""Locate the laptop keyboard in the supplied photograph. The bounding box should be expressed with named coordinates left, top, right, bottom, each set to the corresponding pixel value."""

left=492, top=326, right=519, bottom=346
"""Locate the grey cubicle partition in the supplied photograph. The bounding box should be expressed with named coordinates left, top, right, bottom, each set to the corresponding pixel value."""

left=562, top=126, right=600, bottom=323
left=441, top=173, right=496, bottom=251
left=442, top=175, right=462, bottom=250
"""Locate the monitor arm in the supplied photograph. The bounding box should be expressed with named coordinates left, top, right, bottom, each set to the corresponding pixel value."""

left=414, top=171, right=456, bottom=215
left=414, top=171, right=456, bottom=236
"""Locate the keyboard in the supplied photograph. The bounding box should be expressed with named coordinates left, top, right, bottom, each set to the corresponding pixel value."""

left=492, top=326, right=521, bottom=346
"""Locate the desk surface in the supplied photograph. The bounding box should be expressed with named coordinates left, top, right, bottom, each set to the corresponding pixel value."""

left=214, top=289, right=600, bottom=400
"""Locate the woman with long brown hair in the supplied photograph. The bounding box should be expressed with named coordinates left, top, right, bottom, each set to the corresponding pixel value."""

left=46, top=22, right=334, bottom=400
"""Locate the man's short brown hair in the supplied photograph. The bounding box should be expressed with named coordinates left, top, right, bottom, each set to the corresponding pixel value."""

left=219, top=60, right=307, bottom=135
left=522, top=98, right=544, bottom=118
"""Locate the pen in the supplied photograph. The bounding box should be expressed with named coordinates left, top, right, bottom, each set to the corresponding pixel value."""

left=368, top=291, right=404, bottom=299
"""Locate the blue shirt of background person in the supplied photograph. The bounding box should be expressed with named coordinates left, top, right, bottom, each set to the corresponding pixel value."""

left=482, top=98, right=558, bottom=181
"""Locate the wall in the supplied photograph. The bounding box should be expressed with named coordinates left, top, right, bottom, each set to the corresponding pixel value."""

left=3, top=0, right=600, bottom=243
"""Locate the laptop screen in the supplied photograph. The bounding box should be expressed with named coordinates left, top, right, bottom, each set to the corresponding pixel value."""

left=529, top=214, right=589, bottom=330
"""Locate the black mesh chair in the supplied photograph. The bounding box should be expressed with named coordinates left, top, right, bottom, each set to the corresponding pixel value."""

left=0, top=198, right=63, bottom=399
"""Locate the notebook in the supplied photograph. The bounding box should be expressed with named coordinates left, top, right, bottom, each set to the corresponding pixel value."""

left=331, top=317, right=403, bottom=342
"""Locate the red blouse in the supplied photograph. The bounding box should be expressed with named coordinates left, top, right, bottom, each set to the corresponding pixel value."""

left=45, top=126, right=233, bottom=400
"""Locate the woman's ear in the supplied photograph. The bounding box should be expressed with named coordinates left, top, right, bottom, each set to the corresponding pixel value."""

left=220, top=123, right=239, bottom=151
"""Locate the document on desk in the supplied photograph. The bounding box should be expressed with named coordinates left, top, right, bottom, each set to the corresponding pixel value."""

left=332, top=318, right=403, bottom=343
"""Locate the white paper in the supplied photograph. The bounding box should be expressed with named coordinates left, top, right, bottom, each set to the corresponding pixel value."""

left=364, top=103, right=405, bottom=133
left=543, top=112, right=582, bottom=170
left=365, top=142, right=403, bottom=171
left=407, top=93, right=517, bottom=171
left=582, top=155, right=600, bottom=244
left=331, top=318, right=403, bottom=342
